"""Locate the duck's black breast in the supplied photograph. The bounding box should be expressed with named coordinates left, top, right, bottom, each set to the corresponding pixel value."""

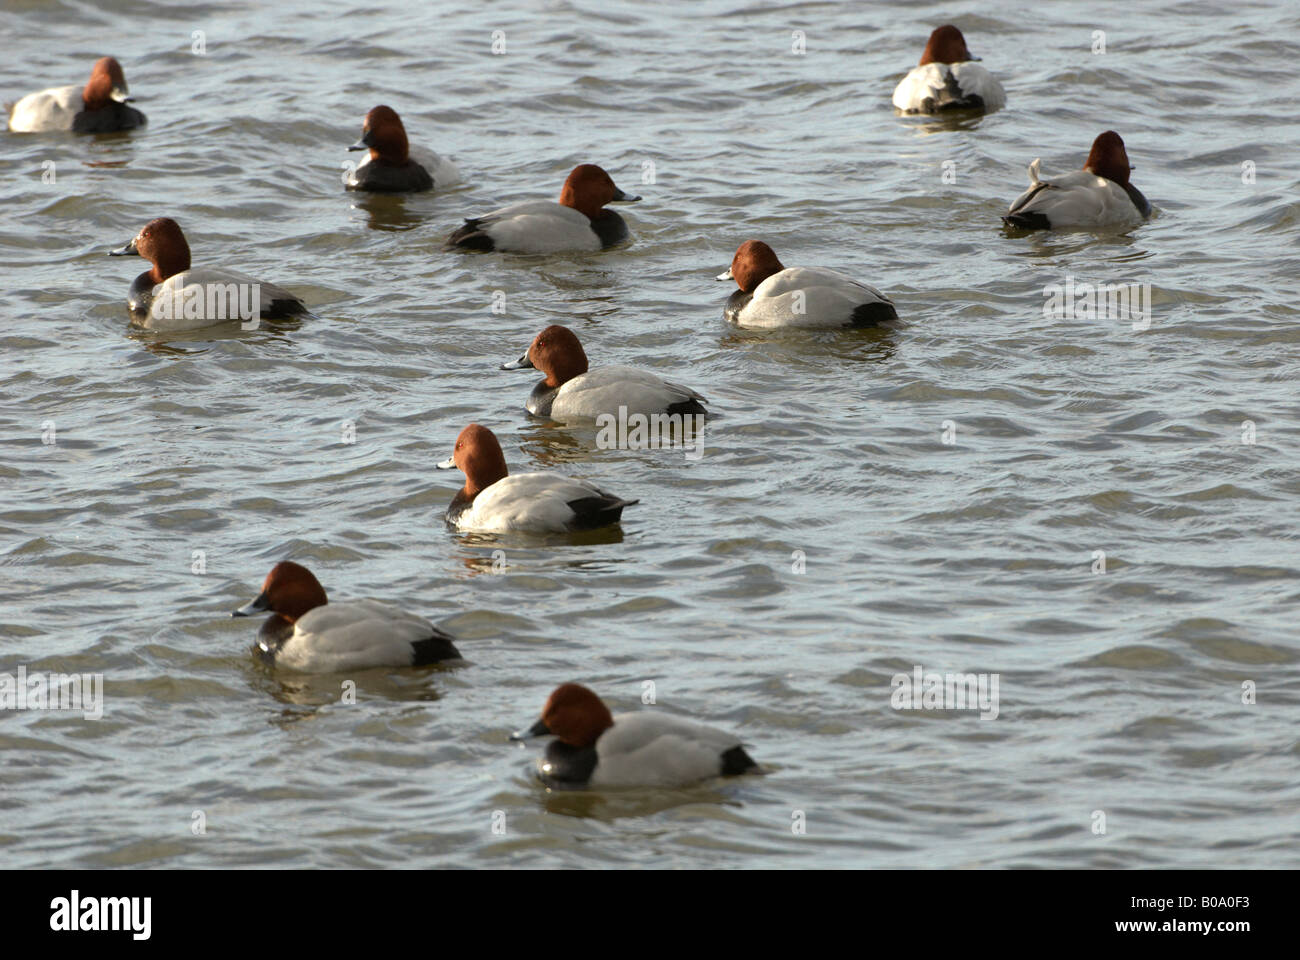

left=445, top=488, right=473, bottom=526
left=127, top=271, right=155, bottom=315
left=350, top=160, right=434, bottom=193
left=723, top=289, right=752, bottom=323
left=527, top=381, right=559, bottom=417
left=255, top=616, right=294, bottom=665
left=73, top=103, right=146, bottom=133
left=540, top=739, right=599, bottom=787
left=591, top=210, right=630, bottom=249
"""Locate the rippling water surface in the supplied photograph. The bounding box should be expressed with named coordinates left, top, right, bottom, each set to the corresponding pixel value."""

left=1, top=0, right=1298, bottom=868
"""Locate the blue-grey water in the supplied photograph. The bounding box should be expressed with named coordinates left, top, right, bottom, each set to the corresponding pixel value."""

left=1, top=0, right=1298, bottom=868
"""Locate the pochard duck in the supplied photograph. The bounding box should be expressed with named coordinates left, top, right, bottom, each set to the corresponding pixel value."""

left=1003, top=131, right=1151, bottom=231
left=7, top=56, right=146, bottom=133
left=109, top=217, right=310, bottom=330
left=437, top=423, right=637, bottom=533
left=511, top=683, right=760, bottom=789
left=892, top=25, right=1005, bottom=115
left=345, top=104, right=460, bottom=193
left=231, top=561, right=460, bottom=672
left=446, top=164, right=640, bottom=253
left=502, top=324, right=707, bottom=420
left=717, top=240, right=898, bottom=328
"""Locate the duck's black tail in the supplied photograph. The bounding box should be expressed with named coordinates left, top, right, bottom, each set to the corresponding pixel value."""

left=566, top=495, right=638, bottom=530
left=446, top=219, right=495, bottom=251
left=849, top=300, right=900, bottom=327
left=722, top=745, right=760, bottom=776
left=1001, top=212, right=1051, bottom=231
left=919, top=71, right=987, bottom=113
left=411, top=628, right=462, bottom=665
left=667, top=398, right=708, bottom=416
